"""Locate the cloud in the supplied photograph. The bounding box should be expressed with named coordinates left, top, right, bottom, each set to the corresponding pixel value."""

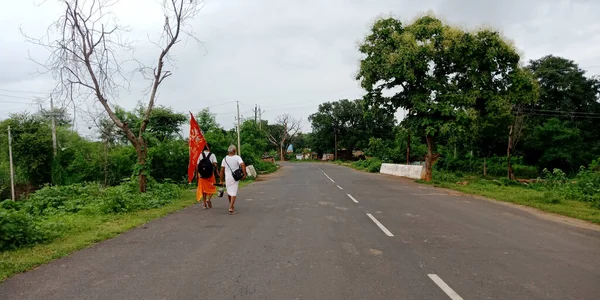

left=1, top=0, right=599, bottom=136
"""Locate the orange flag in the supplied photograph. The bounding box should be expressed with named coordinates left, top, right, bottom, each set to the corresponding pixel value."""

left=188, top=112, right=206, bottom=183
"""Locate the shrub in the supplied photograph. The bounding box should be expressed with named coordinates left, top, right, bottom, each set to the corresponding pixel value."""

left=0, top=209, right=53, bottom=251
left=436, top=155, right=539, bottom=178
left=431, top=171, right=460, bottom=183
left=253, top=158, right=277, bottom=174
left=566, top=167, right=600, bottom=208
left=352, top=158, right=382, bottom=173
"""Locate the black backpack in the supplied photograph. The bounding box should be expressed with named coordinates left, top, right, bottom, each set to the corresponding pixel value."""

left=197, top=152, right=214, bottom=179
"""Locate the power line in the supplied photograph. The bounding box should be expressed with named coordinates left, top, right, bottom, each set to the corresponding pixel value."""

left=0, top=93, right=41, bottom=101
left=0, top=100, right=36, bottom=104
left=0, top=89, right=49, bottom=95
left=522, top=107, right=600, bottom=116
left=520, top=112, right=600, bottom=119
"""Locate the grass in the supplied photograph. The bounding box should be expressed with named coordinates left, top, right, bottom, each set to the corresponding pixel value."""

left=0, top=179, right=255, bottom=282
left=422, top=176, right=600, bottom=224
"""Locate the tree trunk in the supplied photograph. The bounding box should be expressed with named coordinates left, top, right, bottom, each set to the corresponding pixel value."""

left=422, top=134, right=438, bottom=182
left=483, top=156, right=487, bottom=177
left=104, top=140, right=109, bottom=187
left=280, top=145, right=284, bottom=162
left=134, top=137, right=148, bottom=193
left=334, top=130, right=338, bottom=161
left=507, top=125, right=515, bottom=180
left=406, top=132, right=411, bottom=165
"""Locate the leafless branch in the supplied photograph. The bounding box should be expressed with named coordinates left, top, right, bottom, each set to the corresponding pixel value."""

left=23, top=0, right=203, bottom=149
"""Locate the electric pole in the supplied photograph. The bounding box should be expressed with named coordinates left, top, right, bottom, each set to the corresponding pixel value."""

left=253, top=104, right=258, bottom=125
left=236, top=101, right=241, bottom=155
left=50, top=97, right=57, bottom=157
left=7, top=126, right=15, bottom=201
left=258, top=107, right=264, bottom=129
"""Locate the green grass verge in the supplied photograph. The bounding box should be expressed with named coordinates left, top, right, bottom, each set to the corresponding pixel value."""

left=0, top=180, right=255, bottom=282
left=422, top=177, right=600, bottom=224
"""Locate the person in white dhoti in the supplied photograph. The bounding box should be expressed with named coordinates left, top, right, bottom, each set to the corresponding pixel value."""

left=219, top=145, right=247, bottom=215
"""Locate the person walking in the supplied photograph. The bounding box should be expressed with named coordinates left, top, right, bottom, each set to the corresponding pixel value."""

left=197, top=143, right=218, bottom=209
left=219, top=145, right=247, bottom=215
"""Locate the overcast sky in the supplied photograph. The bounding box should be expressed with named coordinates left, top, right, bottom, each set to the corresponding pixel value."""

left=1, top=0, right=599, bottom=138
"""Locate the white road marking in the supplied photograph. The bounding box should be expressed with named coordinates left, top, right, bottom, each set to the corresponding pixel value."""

left=347, top=194, right=359, bottom=203
left=428, top=274, right=464, bottom=300
left=366, top=213, right=394, bottom=237
left=336, top=185, right=343, bottom=190
left=323, top=173, right=335, bottom=183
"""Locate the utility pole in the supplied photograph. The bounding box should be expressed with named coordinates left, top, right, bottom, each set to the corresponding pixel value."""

left=7, top=126, right=15, bottom=201
left=253, top=104, right=258, bottom=125
left=50, top=97, right=57, bottom=157
left=236, top=101, right=241, bottom=155
left=333, top=126, right=338, bottom=161
left=258, top=107, right=264, bottom=129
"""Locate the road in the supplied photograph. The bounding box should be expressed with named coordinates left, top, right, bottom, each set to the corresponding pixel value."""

left=1, top=162, right=600, bottom=300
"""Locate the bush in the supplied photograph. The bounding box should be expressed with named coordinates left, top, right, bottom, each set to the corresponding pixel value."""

left=0, top=209, right=54, bottom=251
left=531, top=166, right=600, bottom=208
left=566, top=167, right=600, bottom=208
left=253, top=158, right=278, bottom=174
left=352, top=158, right=382, bottom=173
left=436, top=155, right=539, bottom=178
left=0, top=181, right=183, bottom=251
left=431, top=171, right=461, bottom=183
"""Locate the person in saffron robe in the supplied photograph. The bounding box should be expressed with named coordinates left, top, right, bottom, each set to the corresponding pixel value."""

left=196, top=143, right=218, bottom=209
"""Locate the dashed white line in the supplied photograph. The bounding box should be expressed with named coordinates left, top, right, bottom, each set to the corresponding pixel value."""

left=347, top=194, right=359, bottom=204
left=336, top=185, right=344, bottom=190
left=428, top=274, right=464, bottom=300
left=323, top=173, right=335, bottom=183
left=366, top=213, right=394, bottom=237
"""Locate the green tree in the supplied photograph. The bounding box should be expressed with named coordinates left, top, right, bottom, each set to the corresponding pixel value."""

left=357, top=15, right=536, bottom=181
left=0, top=114, right=54, bottom=188
left=309, top=98, right=395, bottom=159
left=196, top=108, right=220, bottom=133
left=114, top=105, right=186, bottom=145
left=529, top=118, right=584, bottom=172
left=524, top=55, right=600, bottom=171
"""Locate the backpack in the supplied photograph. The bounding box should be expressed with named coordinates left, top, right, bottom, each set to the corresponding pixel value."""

left=197, top=152, right=214, bottom=179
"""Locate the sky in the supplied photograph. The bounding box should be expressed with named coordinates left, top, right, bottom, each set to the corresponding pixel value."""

left=1, top=0, right=599, bottom=139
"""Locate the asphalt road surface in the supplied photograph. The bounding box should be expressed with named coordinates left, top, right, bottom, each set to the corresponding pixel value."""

left=2, top=163, right=600, bottom=300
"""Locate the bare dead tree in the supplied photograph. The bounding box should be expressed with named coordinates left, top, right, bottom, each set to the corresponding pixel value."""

left=267, top=114, right=302, bottom=161
left=23, top=0, right=203, bottom=192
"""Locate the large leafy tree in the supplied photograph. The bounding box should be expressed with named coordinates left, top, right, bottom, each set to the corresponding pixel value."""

left=114, top=105, right=187, bottom=145
left=0, top=114, right=54, bottom=188
left=357, top=15, right=537, bottom=181
left=524, top=55, right=600, bottom=171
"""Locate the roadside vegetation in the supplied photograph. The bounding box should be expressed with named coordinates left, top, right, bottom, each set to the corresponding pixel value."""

left=0, top=106, right=282, bottom=280
left=297, top=15, right=600, bottom=223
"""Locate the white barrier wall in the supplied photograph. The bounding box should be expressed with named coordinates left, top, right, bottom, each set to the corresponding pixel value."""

left=246, top=165, right=258, bottom=178
left=379, top=163, right=423, bottom=179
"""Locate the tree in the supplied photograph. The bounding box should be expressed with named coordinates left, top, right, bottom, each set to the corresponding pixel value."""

left=25, top=0, right=203, bottom=192
left=196, top=108, right=220, bottom=133
left=309, top=98, right=395, bottom=159
left=0, top=114, right=54, bottom=188
left=267, top=114, right=301, bottom=161
left=146, top=106, right=186, bottom=143
left=524, top=55, right=600, bottom=171
left=357, top=15, right=536, bottom=181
